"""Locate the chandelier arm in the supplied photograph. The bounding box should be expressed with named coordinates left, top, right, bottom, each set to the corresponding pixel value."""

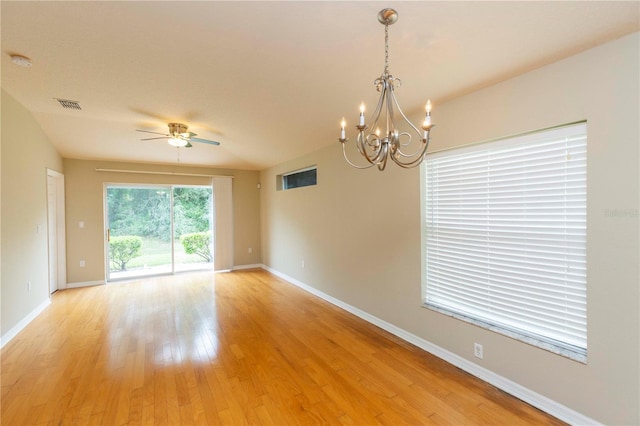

left=386, top=84, right=397, bottom=137
left=370, top=78, right=388, bottom=129
left=356, top=133, right=377, bottom=162
left=394, top=132, right=419, bottom=157
left=392, top=132, right=426, bottom=159
left=341, top=142, right=375, bottom=169
left=355, top=133, right=368, bottom=157
left=360, top=133, right=387, bottom=165
left=357, top=132, right=379, bottom=158
left=373, top=141, right=388, bottom=164
left=388, top=84, right=424, bottom=137
left=388, top=87, right=431, bottom=165
left=377, top=142, right=389, bottom=171
left=390, top=135, right=430, bottom=168
left=364, top=125, right=384, bottom=153
left=362, top=132, right=381, bottom=149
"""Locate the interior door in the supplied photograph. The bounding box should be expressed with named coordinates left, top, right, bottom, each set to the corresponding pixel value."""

left=47, top=170, right=66, bottom=293
left=47, top=175, right=58, bottom=293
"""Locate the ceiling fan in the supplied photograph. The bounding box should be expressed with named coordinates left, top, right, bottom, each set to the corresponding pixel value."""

left=137, top=123, right=221, bottom=148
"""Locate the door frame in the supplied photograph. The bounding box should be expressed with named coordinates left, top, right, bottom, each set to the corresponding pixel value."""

left=46, top=169, right=66, bottom=293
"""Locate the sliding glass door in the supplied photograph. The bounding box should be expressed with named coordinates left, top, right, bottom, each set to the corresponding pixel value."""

left=106, top=184, right=213, bottom=281
left=173, top=186, right=213, bottom=273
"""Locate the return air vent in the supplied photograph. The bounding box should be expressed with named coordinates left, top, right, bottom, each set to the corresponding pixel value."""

left=55, top=98, right=81, bottom=110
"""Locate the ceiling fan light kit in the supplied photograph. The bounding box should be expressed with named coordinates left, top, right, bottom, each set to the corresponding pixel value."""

left=168, top=137, right=188, bottom=147
left=339, top=8, right=434, bottom=171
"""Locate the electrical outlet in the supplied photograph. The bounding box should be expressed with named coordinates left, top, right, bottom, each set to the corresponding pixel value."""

left=248, top=247, right=253, bottom=254
left=80, top=260, right=86, bottom=267
left=474, top=342, right=483, bottom=359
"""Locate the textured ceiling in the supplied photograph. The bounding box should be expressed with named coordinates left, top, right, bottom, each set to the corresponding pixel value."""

left=2, top=1, right=638, bottom=170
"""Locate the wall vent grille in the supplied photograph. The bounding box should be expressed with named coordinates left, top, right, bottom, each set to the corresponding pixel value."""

left=55, top=98, right=81, bottom=110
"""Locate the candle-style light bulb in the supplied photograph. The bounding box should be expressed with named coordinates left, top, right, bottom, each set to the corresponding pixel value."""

left=423, top=100, right=432, bottom=128
left=340, top=118, right=346, bottom=140
left=359, top=102, right=366, bottom=126
left=422, top=100, right=433, bottom=140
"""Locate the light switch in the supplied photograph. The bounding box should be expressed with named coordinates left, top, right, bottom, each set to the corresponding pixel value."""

left=79, top=221, right=85, bottom=229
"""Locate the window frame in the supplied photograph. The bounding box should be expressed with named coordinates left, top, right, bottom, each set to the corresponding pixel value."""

left=277, top=165, right=317, bottom=191
left=421, top=122, right=587, bottom=363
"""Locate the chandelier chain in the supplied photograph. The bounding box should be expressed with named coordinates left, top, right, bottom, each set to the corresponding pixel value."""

left=384, top=24, right=389, bottom=75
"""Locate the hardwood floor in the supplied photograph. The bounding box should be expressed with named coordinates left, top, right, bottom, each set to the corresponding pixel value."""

left=1, top=269, right=564, bottom=425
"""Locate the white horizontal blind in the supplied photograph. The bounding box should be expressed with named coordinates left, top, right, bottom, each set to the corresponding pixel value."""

left=425, top=123, right=587, bottom=354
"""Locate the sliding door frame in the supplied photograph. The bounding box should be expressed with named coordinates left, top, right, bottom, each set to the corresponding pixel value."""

left=104, top=183, right=214, bottom=282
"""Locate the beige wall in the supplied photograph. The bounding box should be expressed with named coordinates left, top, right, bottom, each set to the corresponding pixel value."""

left=64, top=159, right=261, bottom=284
left=1, top=90, right=64, bottom=336
left=260, top=33, right=639, bottom=424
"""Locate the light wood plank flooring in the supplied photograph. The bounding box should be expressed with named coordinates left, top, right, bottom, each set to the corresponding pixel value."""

left=1, top=269, right=564, bottom=425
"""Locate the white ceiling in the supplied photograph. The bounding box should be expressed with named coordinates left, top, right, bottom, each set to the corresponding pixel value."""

left=2, top=1, right=638, bottom=170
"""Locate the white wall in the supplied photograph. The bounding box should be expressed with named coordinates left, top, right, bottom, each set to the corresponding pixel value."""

left=260, top=33, right=639, bottom=424
left=1, top=90, right=64, bottom=337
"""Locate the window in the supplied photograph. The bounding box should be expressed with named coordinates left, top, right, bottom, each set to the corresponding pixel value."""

left=278, top=166, right=317, bottom=190
left=423, top=122, right=587, bottom=361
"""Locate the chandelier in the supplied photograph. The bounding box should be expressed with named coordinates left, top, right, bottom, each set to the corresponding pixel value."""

left=339, top=8, right=433, bottom=171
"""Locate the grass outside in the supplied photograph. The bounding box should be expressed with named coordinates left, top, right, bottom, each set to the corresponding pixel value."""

left=111, top=237, right=211, bottom=272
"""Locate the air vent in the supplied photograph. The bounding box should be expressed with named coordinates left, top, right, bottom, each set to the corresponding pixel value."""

left=55, top=98, right=81, bottom=110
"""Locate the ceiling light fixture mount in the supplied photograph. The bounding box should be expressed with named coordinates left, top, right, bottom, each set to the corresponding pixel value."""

left=339, top=8, right=434, bottom=171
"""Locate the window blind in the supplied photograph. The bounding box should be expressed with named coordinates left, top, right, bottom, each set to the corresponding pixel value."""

left=424, top=122, right=587, bottom=355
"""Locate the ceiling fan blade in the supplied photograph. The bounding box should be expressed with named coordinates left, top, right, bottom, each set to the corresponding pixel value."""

left=140, top=137, right=168, bottom=141
left=190, top=137, right=221, bottom=146
left=136, top=129, right=170, bottom=136
left=185, top=142, right=193, bottom=148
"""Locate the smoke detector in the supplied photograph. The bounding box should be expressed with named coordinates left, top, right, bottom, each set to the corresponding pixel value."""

left=10, top=54, right=32, bottom=68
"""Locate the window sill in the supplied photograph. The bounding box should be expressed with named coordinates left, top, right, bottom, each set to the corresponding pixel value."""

left=423, top=303, right=587, bottom=364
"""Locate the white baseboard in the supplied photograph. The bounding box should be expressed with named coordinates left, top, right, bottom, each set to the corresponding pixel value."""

left=260, top=264, right=599, bottom=426
left=1, top=299, right=51, bottom=348
left=233, top=263, right=263, bottom=271
left=66, top=280, right=105, bottom=289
